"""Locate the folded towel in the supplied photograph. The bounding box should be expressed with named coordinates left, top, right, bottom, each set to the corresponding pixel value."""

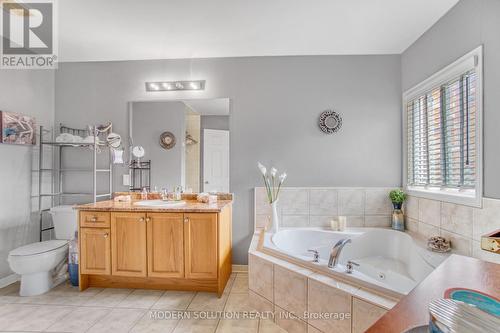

left=55, top=133, right=75, bottom=143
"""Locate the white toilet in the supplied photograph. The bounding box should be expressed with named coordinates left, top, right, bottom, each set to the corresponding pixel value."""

left=8, top=205, right=77, bottom=296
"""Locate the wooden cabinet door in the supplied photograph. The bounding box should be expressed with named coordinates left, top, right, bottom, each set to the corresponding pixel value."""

left=147, top=213, right=184, bottom=278
left=80, top=228, right=111, bottom=275
left=111, top=212, right=147, bottom=277
left=184, top=213, right=218, bottom=279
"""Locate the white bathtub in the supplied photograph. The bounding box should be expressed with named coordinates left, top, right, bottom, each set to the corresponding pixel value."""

left=262, top=228, right=447, bottom=295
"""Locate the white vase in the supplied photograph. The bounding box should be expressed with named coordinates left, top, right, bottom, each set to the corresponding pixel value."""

left=268, top=200, right=279, bottom=233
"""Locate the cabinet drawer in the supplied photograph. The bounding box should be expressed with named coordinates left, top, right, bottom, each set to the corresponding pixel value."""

left=80, top=211, right=110, bottom=228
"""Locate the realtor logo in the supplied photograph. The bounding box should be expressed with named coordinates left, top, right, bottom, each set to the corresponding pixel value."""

left=1, top=0, right=57, bottom=69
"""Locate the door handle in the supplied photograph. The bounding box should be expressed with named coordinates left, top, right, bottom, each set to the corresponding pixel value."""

left=204, top=181, right=209, bottom=184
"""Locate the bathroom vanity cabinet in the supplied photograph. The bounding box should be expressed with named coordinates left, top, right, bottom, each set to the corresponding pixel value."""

left=76, top=199, right=232, bottom=296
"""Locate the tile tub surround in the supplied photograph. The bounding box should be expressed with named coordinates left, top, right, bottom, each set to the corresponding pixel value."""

left=254, top=187, right=394, bottom=230
left=248, top=232, right=397, bottom=333
left=0, top=272, right=290, bottom=333
left=255, top=187, right=500, bottom=264
left=405, top=195, right=500, bottom=264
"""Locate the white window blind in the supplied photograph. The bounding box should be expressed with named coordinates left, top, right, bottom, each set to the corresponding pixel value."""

left=406, top=70, right=477, bottom=190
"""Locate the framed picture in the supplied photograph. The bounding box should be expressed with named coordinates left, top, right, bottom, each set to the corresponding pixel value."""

left=0, top=111, right=36, bottom=145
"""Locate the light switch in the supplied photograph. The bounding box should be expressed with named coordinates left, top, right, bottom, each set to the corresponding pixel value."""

left=122, top=174, right=130, bottom=186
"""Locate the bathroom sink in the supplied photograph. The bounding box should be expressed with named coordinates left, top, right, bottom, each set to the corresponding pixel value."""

left=134, top=200, right=186, bottom=208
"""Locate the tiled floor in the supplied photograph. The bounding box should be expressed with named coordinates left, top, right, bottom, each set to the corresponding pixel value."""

left=0, top=273, right=286, bottom=333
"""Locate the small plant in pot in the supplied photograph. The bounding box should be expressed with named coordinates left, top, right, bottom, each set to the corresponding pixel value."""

left=389, top=189, right=407, bottom=231
left=389, top=189, right=407, bottom=210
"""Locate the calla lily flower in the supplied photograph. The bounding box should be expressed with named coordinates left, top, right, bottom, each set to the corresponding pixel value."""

left=257, top=162, right=267, bottom=176
left=258, top=162, right=287, bottom=204
left=279, top=172, right=287, bottom=183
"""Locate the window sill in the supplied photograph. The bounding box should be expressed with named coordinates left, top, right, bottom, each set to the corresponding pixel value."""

left=406, top=186, right=482, bottom=208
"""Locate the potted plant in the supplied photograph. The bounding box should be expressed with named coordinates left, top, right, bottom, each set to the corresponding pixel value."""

left=258, top=162, right=287, bottom=233
left=389, top=189, right=407, bottom=231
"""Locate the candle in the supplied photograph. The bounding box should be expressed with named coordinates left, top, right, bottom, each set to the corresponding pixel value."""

left=338, top=216, right=347, bottom=231
left=330, top=219, right=339, bottom=231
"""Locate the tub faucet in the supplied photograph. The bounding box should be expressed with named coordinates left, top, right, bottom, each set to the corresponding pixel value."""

left=328, top=238, right=351, bottom=268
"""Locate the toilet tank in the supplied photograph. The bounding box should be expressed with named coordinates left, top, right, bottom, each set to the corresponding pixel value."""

left=49, top=205, right=78, bottom=240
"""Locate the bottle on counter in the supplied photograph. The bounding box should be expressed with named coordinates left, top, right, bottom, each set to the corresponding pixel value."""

left=161, top=187, right=168, bottom=201
left=174, top=185, right=183, bottom=201
left=141, top=187, right=148, bottom=200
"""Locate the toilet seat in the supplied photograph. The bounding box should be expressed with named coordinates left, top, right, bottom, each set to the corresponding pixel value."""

left=8, top=240, right=69, bottom=296
left=9, top=240, right=68, bottom=257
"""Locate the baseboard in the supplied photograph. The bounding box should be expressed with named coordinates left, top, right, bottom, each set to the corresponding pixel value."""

left=232, top=264, right=248, bottom=273
left=0, top=273, right=19, bottom=289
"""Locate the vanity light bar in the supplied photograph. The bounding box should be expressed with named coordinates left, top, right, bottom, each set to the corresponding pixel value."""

left=145, top=80, right=205, bottom=92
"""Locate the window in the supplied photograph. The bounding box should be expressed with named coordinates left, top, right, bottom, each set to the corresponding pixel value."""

left=404, top=46, right=482, bottom=207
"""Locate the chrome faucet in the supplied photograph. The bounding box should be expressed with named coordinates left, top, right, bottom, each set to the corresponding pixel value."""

left=328, top=238, right=351, bottom=268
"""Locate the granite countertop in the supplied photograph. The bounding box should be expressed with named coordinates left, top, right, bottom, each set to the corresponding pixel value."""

left=75, top=199, right=233, bottom=213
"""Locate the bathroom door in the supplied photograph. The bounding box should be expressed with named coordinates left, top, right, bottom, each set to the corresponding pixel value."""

left=203, top=129, right=229, bottom=192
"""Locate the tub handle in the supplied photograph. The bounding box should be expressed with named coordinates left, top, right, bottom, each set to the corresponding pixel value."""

left=307, top=249, right=320, bottom=263
left=345, top=260, right=359, bottom=274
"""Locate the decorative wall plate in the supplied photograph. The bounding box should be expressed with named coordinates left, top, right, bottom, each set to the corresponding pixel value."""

left=106, top=132, right=122, bottom=149
left=318, top=110, right=342, bottom=134
left=160, top=131, right=176, bottom=149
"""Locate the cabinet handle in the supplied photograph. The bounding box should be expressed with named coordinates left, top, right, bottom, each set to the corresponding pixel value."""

left=103, top=233, right=109, bottom=238
left=184, top=217, right=189, bottom=223
left=90, top=216, right=98, bottom=222
left=139, top=217, right=145, bottom=223
left=145, top=217, right=151, bottom=223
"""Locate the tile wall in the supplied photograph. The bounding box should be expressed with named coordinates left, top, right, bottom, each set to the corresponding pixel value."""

left=254, top=187, right=394, bottom=230
left=405, top=195, right=500, bottom=264
left=254, top=188, right=500, bottom=264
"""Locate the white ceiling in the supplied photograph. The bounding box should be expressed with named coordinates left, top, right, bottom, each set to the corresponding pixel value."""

left=183, top=99, right=230, bottom=116
left=59, top=0, right=459, bottom=62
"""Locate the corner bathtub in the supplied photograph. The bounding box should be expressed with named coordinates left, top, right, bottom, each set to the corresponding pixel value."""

left=262, top=228, right=447, bottom=295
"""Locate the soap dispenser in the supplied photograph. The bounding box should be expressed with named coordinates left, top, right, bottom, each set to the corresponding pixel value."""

left=141, top=187, right=148, bottom=200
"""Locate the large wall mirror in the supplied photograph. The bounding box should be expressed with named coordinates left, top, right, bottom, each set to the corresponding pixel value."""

left=129, top=98, right=230, bottom=193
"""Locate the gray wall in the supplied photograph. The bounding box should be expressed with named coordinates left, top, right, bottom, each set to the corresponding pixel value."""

left=201, top=115, right=230, bottom=131
left=55, top=55, right=402, bottom=264
left=132, top=101, right=186, bottom=190
left=402, top=0, right=500, bottom=199
left=0, top=70, right=55, bottom=280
